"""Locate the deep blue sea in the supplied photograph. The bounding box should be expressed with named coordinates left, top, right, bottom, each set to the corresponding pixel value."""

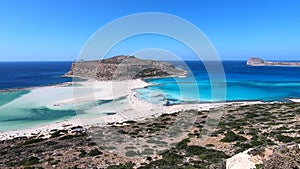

left=0, top=62, right=72, bottom=90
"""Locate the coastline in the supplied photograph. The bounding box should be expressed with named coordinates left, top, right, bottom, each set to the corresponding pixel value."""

left=1, top=80, right=298, bottom=169
left=0, top=78, right=151, bottom=140
left=0, top=76, right=299, bottom=141
left=0, top=81, right=264, bottom=141
left=0, top=81, right=73, bottom=93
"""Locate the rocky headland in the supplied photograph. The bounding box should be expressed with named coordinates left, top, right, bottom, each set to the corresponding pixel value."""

left=247, top=58, right=300, bottom=67
left=64, top=55, right=186, bottom=80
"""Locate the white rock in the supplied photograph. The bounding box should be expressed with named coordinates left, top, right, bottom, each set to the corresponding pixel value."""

left=226, top=149, right=256, bottom=169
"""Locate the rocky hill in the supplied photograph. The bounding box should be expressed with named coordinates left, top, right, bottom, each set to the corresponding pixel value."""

left=65, top=56, right=186, bottom=80
left=247, top=57, right=300, bottom=66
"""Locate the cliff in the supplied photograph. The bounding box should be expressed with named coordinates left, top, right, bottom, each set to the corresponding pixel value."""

left=247, top=57, right=300, bottom=66
left=65, top=55, right=186, bottom=80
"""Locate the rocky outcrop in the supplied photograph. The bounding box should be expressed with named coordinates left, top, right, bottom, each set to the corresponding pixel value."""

left=246, top=58, right=265, bottom=66
left=247, top=58, right=300, bottom=67
left=65, top=55, right=186, bottom=80
left=263, top=144, right=300, bottom=169
left=226, top=149, right=257, bottom=169
left=226, top=143, right=300, bottom=169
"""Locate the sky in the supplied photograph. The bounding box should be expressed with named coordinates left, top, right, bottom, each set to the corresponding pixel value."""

left=0, top=0, right=300, bottom=61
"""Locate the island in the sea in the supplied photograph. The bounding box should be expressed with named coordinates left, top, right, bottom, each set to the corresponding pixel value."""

left=247, top=57, right=300, bottom=66
left=64, top=55, right=186, bottom=80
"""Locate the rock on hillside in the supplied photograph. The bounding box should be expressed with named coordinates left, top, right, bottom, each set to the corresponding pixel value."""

left=226, top=143, right=300, bottom=169
left=65, top=55, right=186, bottom=80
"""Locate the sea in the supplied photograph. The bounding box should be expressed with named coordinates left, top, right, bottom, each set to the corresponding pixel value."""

left=1, top=61, right=300, bottom=132
left=0, top=62, right=72, bottom=90
left=136, top=61, right=300, bottom=104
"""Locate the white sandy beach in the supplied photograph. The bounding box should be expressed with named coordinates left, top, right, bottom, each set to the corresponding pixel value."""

left=0, top=79, right=264, bottom=140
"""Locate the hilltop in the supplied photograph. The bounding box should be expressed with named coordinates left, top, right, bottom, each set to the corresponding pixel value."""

left=64, top=55, right=186, bottom=80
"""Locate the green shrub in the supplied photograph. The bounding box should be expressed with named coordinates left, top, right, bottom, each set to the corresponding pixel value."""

left=79, top=150, right=87, bottom=158
left=235, top=142, right=252, bottom=153
left=175, top=138, right=189, bottom=149
left=141, top=148, right=154, bottom=155
left=220, top=131, right=247, bottom=143
left=205, top=144, right=215, bottom=147
left=24, top=156, right=39, bottom=166
left=107, top=162, right=135, bottom=169
left=276, top=134, right=294, bottom=143
left=246, top=112, right=259, bottom=118
left=125, top=150, right=138, bottom=157
left=88, top=148, right=102, bottom=156
left=160, top=151, right=184, bottom=164
left=255, top=164, right=263, bottom=169
left=250, top=140, right=264, bottom=147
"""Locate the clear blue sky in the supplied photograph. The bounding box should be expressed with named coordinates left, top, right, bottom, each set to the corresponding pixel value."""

left=0, top=0, right=299, bottom=61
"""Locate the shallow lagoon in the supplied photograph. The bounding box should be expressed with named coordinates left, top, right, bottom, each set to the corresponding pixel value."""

left=0, top=85, right=127, bottom=132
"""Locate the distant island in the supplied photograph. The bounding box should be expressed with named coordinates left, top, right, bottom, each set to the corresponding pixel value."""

left=65, top=55, right=186, bottom=80
left=247, top=58, right=300, bottom=67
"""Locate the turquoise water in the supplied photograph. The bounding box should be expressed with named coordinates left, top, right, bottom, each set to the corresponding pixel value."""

left=135, top=61, right=300, bottom=104
left=0, top=88, right=126, bottom=132
left=0, top=107, right=77, bottom=131
left=0, top=90, right=30, bottom=107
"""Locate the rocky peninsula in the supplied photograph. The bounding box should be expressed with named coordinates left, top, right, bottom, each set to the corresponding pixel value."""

left=247, top=58, right=300, bottom=67
left=65, top=55, right=186, bottom=80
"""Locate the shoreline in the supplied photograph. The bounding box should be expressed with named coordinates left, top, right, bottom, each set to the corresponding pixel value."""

left=0, top=78, right=152, bottom=140
left=0, top=100, right=263, bottom=141
left=0, top=87, right=264, bottom=141
left=0, top=81, right=74, bottom=93
left=0, top=77, right=299, bottom=141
